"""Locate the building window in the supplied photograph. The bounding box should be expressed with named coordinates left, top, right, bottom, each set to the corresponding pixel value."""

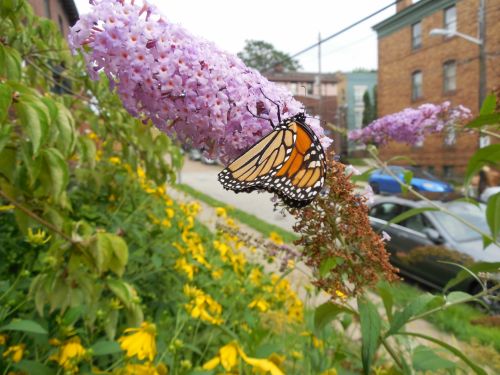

left=306, top=82, right=314, bottom=95
left=411, top=22, right=422, bottom=49
left=412, top=71, right=423, bottom=100
left=443, top=60, right=456, bottom=93
left=444, top=6, right=457, bottom=33
left=443, top=165, right=454, bottom=178
left=44, top=0, right=51, bottom=18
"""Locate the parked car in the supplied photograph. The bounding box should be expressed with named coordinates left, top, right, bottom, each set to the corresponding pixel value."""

left=369, top=166, right=454, bottom=194
left=368, top=197, right=499, bottom=299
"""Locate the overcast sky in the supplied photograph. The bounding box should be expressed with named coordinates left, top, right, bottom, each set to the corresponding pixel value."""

left=74, top=0, right=397, bottom=73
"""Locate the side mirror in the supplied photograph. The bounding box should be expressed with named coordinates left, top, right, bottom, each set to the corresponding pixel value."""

left=423, top=228, right=444, bottom=244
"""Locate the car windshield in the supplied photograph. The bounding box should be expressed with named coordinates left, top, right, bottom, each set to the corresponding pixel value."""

left=431, top=203, right=489, bottom=242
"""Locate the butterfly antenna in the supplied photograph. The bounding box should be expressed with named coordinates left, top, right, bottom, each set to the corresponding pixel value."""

left=259, top=88, right=281, bottom=123
left=246, top=105, right=274, bottom=128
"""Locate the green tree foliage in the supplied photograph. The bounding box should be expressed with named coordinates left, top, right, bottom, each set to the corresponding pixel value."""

left=237, top=40, right=301, bottom=73
left=362, top=90, right=374, bottom=127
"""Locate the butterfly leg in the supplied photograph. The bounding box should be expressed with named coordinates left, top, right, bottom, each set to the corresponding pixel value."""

left=259, top=88, right=282, bottom=123
left=246, top=105, right=274, bottom=128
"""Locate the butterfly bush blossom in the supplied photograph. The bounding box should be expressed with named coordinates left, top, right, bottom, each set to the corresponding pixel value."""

left=69, top=0, right=332, bottom=163
left=348, top=102, right=472, bottom=146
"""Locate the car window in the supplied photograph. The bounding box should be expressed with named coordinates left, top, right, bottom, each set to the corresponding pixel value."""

left=370, top=203, right=405, bottom=222
left=402, top=213, right=434, bottom=233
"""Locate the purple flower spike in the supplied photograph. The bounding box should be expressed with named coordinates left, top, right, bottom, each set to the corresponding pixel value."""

left=348, top=102, right=472, bottom=146
left=69, top=0, right=332, bottom=163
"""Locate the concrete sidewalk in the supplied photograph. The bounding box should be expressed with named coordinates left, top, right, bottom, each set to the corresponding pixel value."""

left=178, top=158, right=297, bottom=231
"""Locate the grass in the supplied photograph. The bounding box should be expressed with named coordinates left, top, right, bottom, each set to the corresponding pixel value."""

left=380, top=281, right=500, bottom=352
left=175, top=183, right=299, bottom=244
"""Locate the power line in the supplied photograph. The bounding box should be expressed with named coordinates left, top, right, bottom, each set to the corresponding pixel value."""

left=264, top=0, right=400, bottom=72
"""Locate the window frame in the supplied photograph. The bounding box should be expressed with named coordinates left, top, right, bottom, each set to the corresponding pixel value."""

left=411, top=70, right=423, bottom=101
left=443, top=60, right=457, bottom=93
left=411, top=21, right=422, bottom=50
left=444, top=5, right=457, bottom=33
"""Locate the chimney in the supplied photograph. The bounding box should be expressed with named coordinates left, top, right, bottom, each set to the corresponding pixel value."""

left=396, top=0, right=413, bottom=12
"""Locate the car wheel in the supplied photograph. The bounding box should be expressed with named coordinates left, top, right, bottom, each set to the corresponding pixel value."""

left=370, top=182, right=380, bottom=194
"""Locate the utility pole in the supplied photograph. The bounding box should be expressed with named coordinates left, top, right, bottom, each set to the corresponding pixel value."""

left=317, top=33, right=322, bottom=121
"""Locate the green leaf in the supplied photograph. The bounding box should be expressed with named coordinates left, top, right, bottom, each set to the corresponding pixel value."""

left=0, top=82, right=13, bottom=123
left=0, top=319, right=47, bottom=335
left=446, top=291, right=473, bottom=304
left=319, top=257, right=338, bottom=277
left=93, top=233, right=128, bottom=276
left=13, top=360, right=55, bottom=375
left=90, top=340, right=122, bottom=356
left=464, top=144, right=500, bottom=186
left=400, top=332, right=487, bottom=375
left=358, top=297, right=381, bottom=375
left=0, top=45, right=22, bottom=81
left=480, top=94, right=497, bottom=115
left=412, top=345, right=456, bottom=372
left=54, top=102, right=76, bottom=156
left=14, top=100, right=49, bottom=156
left=0, top=123, right=12, bottom=154
left=107, top=279, right=135, bottom=309
left=386, top=293, right=435, bottom=336
left=466, top=113, right=500, bottom=128
left=314, top=302, right=351, bottom=332
left=486, top=192, right=500, bottom=239
left=377, top=284, right=394, bottom=321
left=444, top=261, right=500, bottom=291
left=41, top=148, right=69, bottom=201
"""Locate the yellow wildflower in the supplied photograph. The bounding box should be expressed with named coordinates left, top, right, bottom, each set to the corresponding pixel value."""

left=108, top=156, right=121, bottom=165
left=0, top=205, right=14, bottom=212
left=175, top=257, right=196, bottom=280
left=48, top=338, right=61, bottom=346
left=50, top=336, right=86, bottom=372
left=269, top=231, right=284, bottom=246
left=215, top=207, right=227, bottom=218
left=2, top=344, right=25, bottom=363
left=249, top=268, right=262, bottom=286
left=114, top=362, right=167, bottom=375
left=203, top=342, right=284, bottom=375
left=109, top=194, right=116, bottom=202
left=27, top=227, right=51, bottom=245
left=211, top=268, right=223, bottom=280
left=118, top=322, right=157, bottom=361
left=165, top=208, right=175, bottom=219
left=312, top=336, right=324, bottom=350
left=0, top=334, right=7, bottom=345
left=184, top=285, right=224, bottom=325
left=320, top=369, right=338, bottom=375
left=335, top=290, right=348, bottom=299
left=248, top=298, right=270, bottom=312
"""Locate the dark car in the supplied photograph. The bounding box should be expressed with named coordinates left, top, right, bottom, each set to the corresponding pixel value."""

left=369, top=166, right=454, bottom=194
left=368, top=197, right=499, bottom=295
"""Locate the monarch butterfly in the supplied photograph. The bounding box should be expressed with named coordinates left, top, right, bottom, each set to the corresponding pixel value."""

left=218, top=112, right=326, bottom=208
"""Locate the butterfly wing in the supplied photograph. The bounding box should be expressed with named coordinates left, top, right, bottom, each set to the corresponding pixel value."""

left=218, top=114, right=326, bottom=208
left=218, top=121, right=295, bottom=192
left=270, top=120, right=326, bottom=207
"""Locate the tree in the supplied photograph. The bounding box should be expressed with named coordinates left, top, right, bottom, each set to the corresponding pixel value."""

left=237, top=40, right=301, bottom=73
left=362, top=90, right=374, bottom=127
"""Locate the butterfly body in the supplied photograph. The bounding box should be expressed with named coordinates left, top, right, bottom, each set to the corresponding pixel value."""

left=218, top=113, right=326, bottom=208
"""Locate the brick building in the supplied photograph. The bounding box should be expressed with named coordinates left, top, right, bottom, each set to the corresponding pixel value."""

left=373, top=0, right=499, bottom=178
left=27, top=0, right=79, bottom=38
left=265, top=71, right=339, bottom=149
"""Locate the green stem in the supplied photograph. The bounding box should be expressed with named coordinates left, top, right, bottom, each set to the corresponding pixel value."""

left=0, top=189, right=75, bottom=245
left=478, top=128, right=500, bottom=139
left=367, top=149, right=499, bottom=247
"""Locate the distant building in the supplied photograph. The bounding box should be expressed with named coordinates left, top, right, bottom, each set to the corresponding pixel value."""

left=27, top=0, right=79, bottom=38
left=336, top=71, right=377, bottom=155
left=265, top=71, right=339, bottom=151
left=373, top=0, right=499, bottom=178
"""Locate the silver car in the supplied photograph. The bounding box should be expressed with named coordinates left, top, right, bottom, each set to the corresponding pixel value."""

left=369, top=197, right=499, bottom=294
